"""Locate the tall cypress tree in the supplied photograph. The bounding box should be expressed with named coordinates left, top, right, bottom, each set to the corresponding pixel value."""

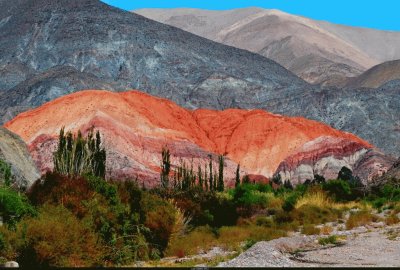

left=235, top=164, right=241, bottom=188
left=204, top=163, right=208, bottom=191
left=208, top=155, right=213, bottom=191
left=198, top=165, right=203, bottom=189
left=217, top=155, right=225, bottom=192
left=160, top=146, right=171, bottom=189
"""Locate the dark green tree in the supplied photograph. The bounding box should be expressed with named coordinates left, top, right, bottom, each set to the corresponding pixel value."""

left=242, top=175, right=250, bottom=184
left=272, top=174, right=282, bottom=186
left=198, top=165, right=203, bottom=189
left=204, top=163, right=208, bottom=191
left=283, top=179, right=293, bottom=190
left=53, top=127, right=106, bottom=178
left=160, top=147, right=171, bottom=189
left=235, top=164, right=241, bottom=188
left=217, top=155, right=225, bottom=192
left=208, top=155, right=213, bottom=191
left=0, top=159, right=12, bottom=187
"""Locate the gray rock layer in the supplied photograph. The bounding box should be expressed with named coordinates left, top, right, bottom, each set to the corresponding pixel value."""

left=0, top=127, right=39, bottom=189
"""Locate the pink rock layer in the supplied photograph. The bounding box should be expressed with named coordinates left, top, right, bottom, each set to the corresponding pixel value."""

left=4, top=90, right=382, bottom=186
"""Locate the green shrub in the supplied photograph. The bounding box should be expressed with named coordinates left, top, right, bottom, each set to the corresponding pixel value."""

left=282, top=193, right=299, bottom=212
left=372, top=197, right=387, bottom=209
left=244, top=239, right=256, bottom=250
left=255, top=216, right=274, bottom=227
left=318, top=235, right=338, bottom=245
left=0, top=159, right=12, bottom=187
left=322, top=180, right=351, bottom=201
left=0, top=186, right=35, bottom=227
left=140, top=193, right=176, bottom=252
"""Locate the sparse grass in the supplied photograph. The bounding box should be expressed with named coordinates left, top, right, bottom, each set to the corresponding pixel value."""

left=346, top=210, right=380, bottom=230
left=386, top=229, right=400, bottom=241
left=318, top=235, right=338, bottom=245
left=301, top=224, right=320, bottom=235
left=165, top=226, right=216, bottom=257
left=165, top=224, right=287, bottom=258
left=217, top=225, right=286, bottom=250
left=320, top=225, right=333, bottom=235
left=295, top=191, right=362, bottom=210
left=385, top=215, right=400, bottom=226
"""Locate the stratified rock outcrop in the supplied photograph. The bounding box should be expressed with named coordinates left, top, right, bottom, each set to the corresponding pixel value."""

left=4, top=90, right=388, bottom=186
left=275, top=136, right=394, bottom=185
left=0, top=127, right=40, bottom=189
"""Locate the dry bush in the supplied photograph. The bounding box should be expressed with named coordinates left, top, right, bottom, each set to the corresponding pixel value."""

left=346, top=210, right=380, bottom=230
left=165, top=226, right=216, bottom=257
left=385, top=215, right=400, bottom=226
left=8, top=205, right=104, bottom=267
left=320, top=225, right=333, bottom=235
left=217, top=226, right=286, bottom=250
left=301, top=224, right=320, bottom=235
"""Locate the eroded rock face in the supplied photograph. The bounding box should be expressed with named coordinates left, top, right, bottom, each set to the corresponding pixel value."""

left=4, top=90, right=386, bottom=186
left=275, top=137, right=394, bottom=184
left=0, top=127, right=40, bottom=189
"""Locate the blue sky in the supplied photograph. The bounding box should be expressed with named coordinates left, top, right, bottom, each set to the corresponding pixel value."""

left=102, top=0, right=400, bottom=31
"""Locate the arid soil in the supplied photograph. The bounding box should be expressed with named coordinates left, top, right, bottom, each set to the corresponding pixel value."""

left=220, top=222, right=400, bottom=267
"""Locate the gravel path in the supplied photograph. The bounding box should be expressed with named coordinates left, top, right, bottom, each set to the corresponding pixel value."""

left=219, top=224, right=400, bottom=267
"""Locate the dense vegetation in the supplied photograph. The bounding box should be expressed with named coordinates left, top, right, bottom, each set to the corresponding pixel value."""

left=0, top=129, right=399, bottom=267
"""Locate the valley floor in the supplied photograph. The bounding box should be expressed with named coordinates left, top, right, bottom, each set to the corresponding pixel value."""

left=219, top=223, right=400, bottom=267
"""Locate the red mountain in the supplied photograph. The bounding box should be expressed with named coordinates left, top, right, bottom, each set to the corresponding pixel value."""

left=4, top=90, right=391, bottom=186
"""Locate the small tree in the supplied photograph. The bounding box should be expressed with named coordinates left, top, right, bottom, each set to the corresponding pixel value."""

left=197, top=165, right=203, bottom=189
left=53, top=127, right=106, bottom=178
left=160, top=147, right=171, bottom=189
left=217, top=155, right=225, bottom=192
left=208, top=156, right=213, bottom=191
left=283, top=180, right=293, bottom=190
left=235, top=164, right=241, bottom=188
left=242, top=175, right=250, bottom=185
left=272, top=174, right=282, bottom=186
left=0, top=159, right=12, bottom=187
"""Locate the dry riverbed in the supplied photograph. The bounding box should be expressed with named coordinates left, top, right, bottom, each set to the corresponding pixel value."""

left=219, top=223, right=400, bottom=267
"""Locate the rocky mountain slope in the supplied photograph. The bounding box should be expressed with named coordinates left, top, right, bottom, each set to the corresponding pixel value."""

left=135, top=8, right=400, bottom=86
left=0, top=0, right=308, bottom=124
left=4, top=90, right=392, bottom=185
left=346, top=60, right=400, bottom=89
left=0, top=127, right=40, bottom=189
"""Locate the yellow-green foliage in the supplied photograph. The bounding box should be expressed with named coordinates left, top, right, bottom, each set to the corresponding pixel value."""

left=301, top=224, right=320, bottom=235
left=165, top=226, right=216, bottom=257
left=346, top=210, right=380, bottom=229
left=295, top=190, right=361, bottom=210
left=1, top=205, right=104, bottom=267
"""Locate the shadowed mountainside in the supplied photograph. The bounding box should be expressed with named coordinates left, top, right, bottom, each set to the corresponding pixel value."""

left=135, top=7, right=400, bottom=86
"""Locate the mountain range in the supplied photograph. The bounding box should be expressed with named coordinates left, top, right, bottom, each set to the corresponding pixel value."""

left=0, top=0, right=399, bottom=187
left=135, top=7, right=400, bottom=87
